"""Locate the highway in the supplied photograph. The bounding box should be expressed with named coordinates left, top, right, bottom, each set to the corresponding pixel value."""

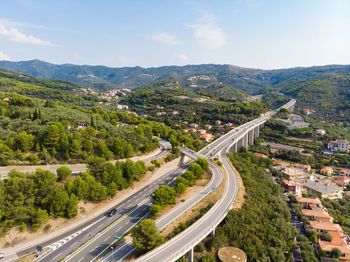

left=0, top=139, right=171, bottom=180
left=134, top=99, right=296, bottom=262
left=1, top=140, right=171, bottom=262
left=101, top=150, right=223, bottom=262
left=3, top=99, right=295, bottom=262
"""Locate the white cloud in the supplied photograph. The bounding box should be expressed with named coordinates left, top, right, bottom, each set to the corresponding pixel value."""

left=151, top=33, right=181, bottom=46
left=177, top=54, right=189, bottom=63
left=0, top=24, right=55, bottom=46
left=0, top=51, right=10, bottom=60
left=188, top=11, right=227, bottom=49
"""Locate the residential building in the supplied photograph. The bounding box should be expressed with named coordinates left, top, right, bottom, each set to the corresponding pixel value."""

left=319, top=241, right=350, bottom=261
left=215, top=120, right=221, bottom=125
left=189, top=123, right=198, bottom=128
left=204, top=124, right=212, bottom=130
left=172, top=111, right=179, bottom=115
left=303, top=109, right=315, bottom=116
left=298, top=180, right=343, bottom=199
left=156, top=111, right=166, bottom=116
left=198, top=129, right=207, bottom=134
left=225, top=122, right=233, bottom=127
left=296, top=197, right=322, bottom=209
left=328, top=140, right=350, bottom=152
left=200, top=133, right=213, bottom=142
left=282, top=180, right=304, bottom=195
left=321, top=166, right=333, bottom=176
left=309, top=220, right=343, bottom=233
left=340, top=169, right=350, bottom=176
left=333, top=176, right=350, bottom=187
left=316, top=129, right=326, bottom=135
left=301, top=209, right=333, bottom=223
left=117, top=104, right=129, bottom=110
left=294, top=163, right=311, bottom=173
left=77, top=121, right=89, bottom=129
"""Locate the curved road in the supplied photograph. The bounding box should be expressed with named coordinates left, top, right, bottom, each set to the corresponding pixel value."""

left=135, top=99, right=296, bottom=262
left=2, top=140, right=171, bottom=262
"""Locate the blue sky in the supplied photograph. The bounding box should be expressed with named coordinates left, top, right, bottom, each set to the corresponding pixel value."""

left=0, top=0, right=349, bottom=69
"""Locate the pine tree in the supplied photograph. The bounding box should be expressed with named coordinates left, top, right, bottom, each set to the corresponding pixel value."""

left=90, top=114, right=96, bottom=128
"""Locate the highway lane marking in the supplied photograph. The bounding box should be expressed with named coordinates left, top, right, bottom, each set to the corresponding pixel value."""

left=77, top=257, right=85, bottom=262
left=53, top=252, right=63, bottom=260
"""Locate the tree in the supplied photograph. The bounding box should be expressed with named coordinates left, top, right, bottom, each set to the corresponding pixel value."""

left=150, top=204, right=162, bottom=216
left=131, top=219, right=165, bottom=252
left=43, top=125, right=61, bottom=149
left=90, top=114, right=96, bottom=128
left=125, top=144, right=134, bottom=158
left=189, top=163, right=204, bottom=179
left=70, top=139, right=82, bottom=158
left=176, top=176, right=190, bottom=187
left=96, top=140, right=113, bottom=160
left=182, top=171, right=196, bottom=186
left=175, top=183, right=186, bottom=194
left=107, top=182, right=118, bottom=198
left=321, top=232, right=332, bottom=242
left=152, top=185, right=176, bottom=207
left=57, top=166, right=72, bottom=181
left=196, top=158, right=209, bottom=171
left=331, top=248, right=342, bottom=258
left=30, top=208, right=49, bottom=231
left=44, top=186, right=69, bottom=217
left=66, top=193, right=78, bottom=218
left=16, top=131, right=34, bottom=152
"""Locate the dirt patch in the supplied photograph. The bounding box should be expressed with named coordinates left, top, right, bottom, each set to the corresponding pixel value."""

left=228, top=162, right=245, bottom=210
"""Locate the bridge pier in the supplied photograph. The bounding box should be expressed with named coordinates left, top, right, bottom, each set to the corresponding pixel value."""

left=248, top=129, right=254, bottom=146
left=254, top=126, right=259, bottom=139
left=211, top=228, right=215, bottom=237
left=188, top=248, right=194, bottom=262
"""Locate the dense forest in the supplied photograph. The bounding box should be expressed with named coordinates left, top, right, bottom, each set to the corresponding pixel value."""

left=197, top=152, right=296, bottom=261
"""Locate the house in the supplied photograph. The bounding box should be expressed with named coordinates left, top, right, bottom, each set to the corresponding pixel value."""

left=183, top=121, right=189, bottom=125
left=340, top=169, right=350, bottom=176
left=189, top=123, right=198, bottom=128
left=172, top=111, right=179, bottom=115
left=204, top=124, right=212, bottom=130
left=254, top=153, right=268, bottom=159
left=303, top=109, right=315, bottom=116
left=298, top=180, right=343, bottom=199
left=294, top=164, right=311, bottom=173
left=282, top=180, right=304, bottom=196
left=319, top=240, right=350, bottom=261
left=296, top=197, right=322, bottom=209
left=321, top=166, right=333, bottom=176
left=333, top=176, right=350, bottom=187
left=309, top=220, right=343, bottom=233
left=215, top=120, right=222, bottom=125
left=282, top=167, right=311, bottom=181
left=316, top=129, right=326, bottom=135
left=225, top=123, right=233, bottom=127
left=156, top=105, right=164, bottom=109
left=198, top=129, right=207, bottom=134
left=156, top=111, right=166, bottom=116
left=301, top=209, right=333, bottom=223
left=273, top=159, right=289, bottom=167
left=328, top=140, right=350, bottom=152
left=117, top=104, right=129, bottom=110
left=200, top=133, right=213, bottom=142
left=77, top=121, right=89, bottom=129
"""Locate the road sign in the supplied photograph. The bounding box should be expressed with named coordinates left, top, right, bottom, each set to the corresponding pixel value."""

left=114, top=236, right=120, bottom=240
left=168, top=137, right=172, bottom=141
left=212, top=186, right=216, bottom=191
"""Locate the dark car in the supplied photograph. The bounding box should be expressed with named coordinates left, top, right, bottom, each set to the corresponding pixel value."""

left=106, top=208, right=117, bottom=217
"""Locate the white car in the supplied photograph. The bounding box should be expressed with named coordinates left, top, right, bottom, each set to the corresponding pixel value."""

left=0, top=253, right=4, bottom=259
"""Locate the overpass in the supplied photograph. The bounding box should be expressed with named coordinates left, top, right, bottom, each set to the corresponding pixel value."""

left=134, top=99, right=296, bottom=262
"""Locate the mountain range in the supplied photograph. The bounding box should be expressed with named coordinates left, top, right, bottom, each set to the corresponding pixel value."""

left=1, top=59, right=350, bottom=94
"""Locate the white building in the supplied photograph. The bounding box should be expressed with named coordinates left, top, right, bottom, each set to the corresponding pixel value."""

left=328, top=140, right=349, bottom=152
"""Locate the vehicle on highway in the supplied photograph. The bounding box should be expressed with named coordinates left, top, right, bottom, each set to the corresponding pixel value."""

left=0, top=253, right=4, bottom=259
left=106, top=208, right=117, bottom=217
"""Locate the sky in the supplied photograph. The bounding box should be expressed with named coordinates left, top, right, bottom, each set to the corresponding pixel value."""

left=0, top=0, right=350, bottom=69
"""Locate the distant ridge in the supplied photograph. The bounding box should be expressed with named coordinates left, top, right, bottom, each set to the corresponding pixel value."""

left=0, top=59, right=350, bottom=93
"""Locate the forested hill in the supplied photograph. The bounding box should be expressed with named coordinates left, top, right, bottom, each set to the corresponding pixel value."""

left=1, top=59, right=350, bottom=94
left=270, top=73, right=350, bottom=121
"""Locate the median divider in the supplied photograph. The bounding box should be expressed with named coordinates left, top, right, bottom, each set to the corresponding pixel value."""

left=62, top=197, right=151, bottom=262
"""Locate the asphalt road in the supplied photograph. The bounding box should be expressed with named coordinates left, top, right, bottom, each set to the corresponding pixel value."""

left=1, top=140, right=171, bottom=262
left=101, top=150, right=223, bottom=262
